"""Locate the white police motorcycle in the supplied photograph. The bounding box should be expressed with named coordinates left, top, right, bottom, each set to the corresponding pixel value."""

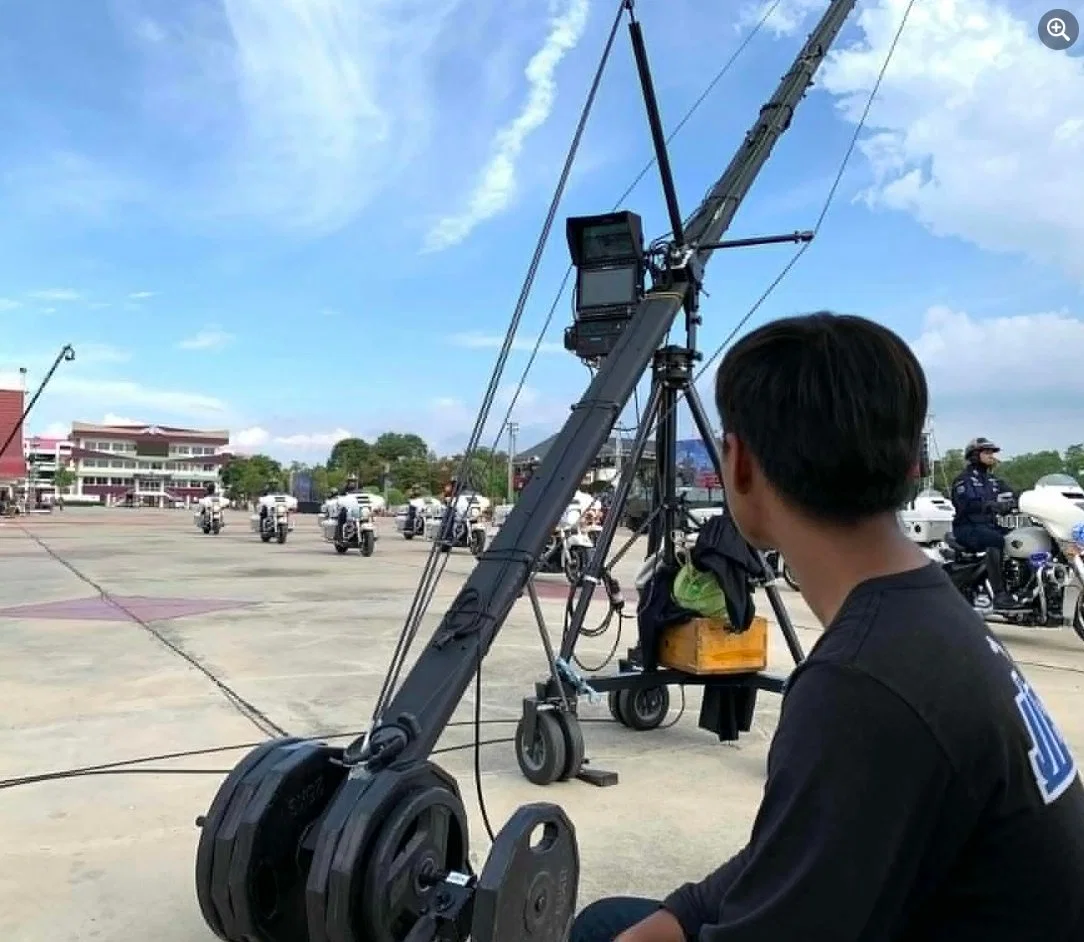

left=320, top=491, right=377, bottom=556
left=194, top=493, right=225, bottom=535
left=397, top=495, right=444, bottom=539
left=251, top=493, right=297, bottom=544
left=426, top=491, right=489, bottom=556
left=941, top=474, right=1084, bottom=640
left=536, top=490, right=596, bottom=584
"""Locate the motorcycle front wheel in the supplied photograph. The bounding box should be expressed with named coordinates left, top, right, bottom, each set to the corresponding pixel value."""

left=1072, top=592, right=1084, bottom=645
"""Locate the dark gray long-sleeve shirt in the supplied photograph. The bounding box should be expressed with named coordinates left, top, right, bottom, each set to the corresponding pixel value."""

left=663, top=564, right=1084, bottom=941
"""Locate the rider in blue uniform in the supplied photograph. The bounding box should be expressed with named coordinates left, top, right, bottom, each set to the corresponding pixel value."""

left=950, top=437, right=1021, bottom=610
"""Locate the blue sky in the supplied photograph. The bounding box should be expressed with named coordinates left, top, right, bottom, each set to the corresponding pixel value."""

left=1, top=0, right=1082, bottom=462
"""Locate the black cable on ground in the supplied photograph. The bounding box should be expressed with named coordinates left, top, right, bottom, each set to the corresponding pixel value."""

left=15, top=524, right=287, bottom=738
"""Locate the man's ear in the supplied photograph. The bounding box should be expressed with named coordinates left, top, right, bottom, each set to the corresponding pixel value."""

left=724, top=432, right=754, bottom=495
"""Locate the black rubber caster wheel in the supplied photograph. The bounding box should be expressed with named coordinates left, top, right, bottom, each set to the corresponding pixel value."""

left=515, top=710, right=568, bottom=786
left=607, top=690, right=627, bottom=727
left=615, top=686, right=671, bottom=731
left=553, top=710, right=586, bottom=781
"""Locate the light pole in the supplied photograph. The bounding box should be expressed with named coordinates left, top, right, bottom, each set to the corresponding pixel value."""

left=507, top=421, right=519, bottom=503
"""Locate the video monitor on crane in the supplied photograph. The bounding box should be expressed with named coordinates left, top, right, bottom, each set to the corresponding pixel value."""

left=564, top=210, right=646, bottom=360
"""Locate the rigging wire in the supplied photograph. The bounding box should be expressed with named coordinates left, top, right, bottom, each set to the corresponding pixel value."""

left=485, top=0, right=787, bottom=467
left=516, top=0, right=919, bottom=668
left=369, top=0, right=630, bottom=732
left=15, top=524, right=287, bottom=739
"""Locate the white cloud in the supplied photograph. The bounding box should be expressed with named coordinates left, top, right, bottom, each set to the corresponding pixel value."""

left=102, top=413, right=142, bottom=426
left=51, top=376, right=228, bottom=419
left=0, top=298, right=21, bottom=311
left=41, top=422, right=71, bottom=438
left=27, top=288, right=81, bottom=302
left=273, top=429, right=352, bottom=449
left=89, top=302, right=111, bottom=310
left=448, top=331, right=565, bottom=354
left=230, top=426, right=352, bottom=454
left=910, top=305, right=1084, bottom=452
left=738, top=0, right=824, bottom=37
left=123, top=0, right=472, bottom=234
left=178, top=327, right=234, bottom=351
left=774, top=0, right=1084, bottom=282
left=232, top=426, right=271, bottom=448
left=423, top=0, right=590, bottom=251
left=128, top=291, right=156, bottom=300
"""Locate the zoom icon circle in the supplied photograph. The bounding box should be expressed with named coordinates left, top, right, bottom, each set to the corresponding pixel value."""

left=1039, top=9, right=1079, bottom=49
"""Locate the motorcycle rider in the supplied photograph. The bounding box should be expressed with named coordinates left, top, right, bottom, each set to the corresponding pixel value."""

left=257, top=483, right=273, bottom=525
left=199, top=482, right=217, bottom=524
left=950, top=437, right=1021, bottom=610
left=334, top=476, right=359, bottom=543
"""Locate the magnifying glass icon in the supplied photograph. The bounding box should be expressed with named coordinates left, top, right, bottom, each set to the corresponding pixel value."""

left=1047, top=16, right=1068, bottom=39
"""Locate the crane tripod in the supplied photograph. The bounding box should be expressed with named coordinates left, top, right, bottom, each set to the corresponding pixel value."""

left=193, top=2, right=858, bottom=940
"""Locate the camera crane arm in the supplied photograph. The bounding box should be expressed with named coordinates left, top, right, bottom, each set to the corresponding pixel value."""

left=363, top=0, right=857, bottom=773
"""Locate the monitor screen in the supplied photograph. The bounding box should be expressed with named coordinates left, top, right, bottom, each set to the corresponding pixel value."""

left=577, top=265, right=638, bottom=311
left=579, top=222, right=639, bottom=264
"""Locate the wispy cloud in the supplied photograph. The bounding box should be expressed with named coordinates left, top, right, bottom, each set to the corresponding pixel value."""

left=128, top=291, right=156, bottom=300
left=52, top=376, right=228, bottom=419
left=0, top=299, right=21, bottom=311
left=3, top=151, right=144, bottom=221
left=27, top=288, right=81, bottom=302
left=230, top=426, right=351, bottom=452
left=122, top=0, right=472, bottom=235
left=178, top=327, right=234, bottom=351
left=423, top=0, right=591, bottom=252
left=449, top=331, right=564, bottom=354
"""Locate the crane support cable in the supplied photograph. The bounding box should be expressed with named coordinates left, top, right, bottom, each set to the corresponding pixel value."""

left=486, top=0, right=788, bottom=462
left=369, top=0, right=630, bottom=725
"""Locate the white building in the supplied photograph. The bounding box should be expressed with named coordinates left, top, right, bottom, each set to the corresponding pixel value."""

left=23, top=435, right=74, bottom=504
left=68, top=421, right=231, bottom=507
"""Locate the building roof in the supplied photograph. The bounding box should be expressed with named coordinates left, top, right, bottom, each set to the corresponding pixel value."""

left=70, top=421, right=229, bottom=444
left=516, top=432, right=656, bottom=465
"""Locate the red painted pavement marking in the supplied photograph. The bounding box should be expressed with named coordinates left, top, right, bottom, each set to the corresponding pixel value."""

left=0, top=595, right=252, bottom=622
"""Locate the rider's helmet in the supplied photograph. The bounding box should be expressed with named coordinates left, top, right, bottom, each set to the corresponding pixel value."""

left=261, top=484, right=273, bottom=496
left=344, top=476, right=358, bottom=493
left=410, top=485, right=422, bottom=497
left=205, top=482, right=216, bottom=495
left=965, top=437, right=1000, bottom=464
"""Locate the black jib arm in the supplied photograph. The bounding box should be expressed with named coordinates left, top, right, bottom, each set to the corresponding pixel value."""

left=363, top=0, right=858, bottom=772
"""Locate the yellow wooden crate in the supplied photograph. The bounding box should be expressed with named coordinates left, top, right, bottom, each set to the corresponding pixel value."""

left=658, top=614, right=768, bottom=675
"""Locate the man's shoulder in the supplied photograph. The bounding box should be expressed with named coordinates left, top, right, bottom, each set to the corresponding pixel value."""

left=803, top=571, right=1010, bottom=763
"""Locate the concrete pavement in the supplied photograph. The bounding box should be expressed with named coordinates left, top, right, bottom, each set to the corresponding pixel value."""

left=0, top=508, right=1081, bottom=941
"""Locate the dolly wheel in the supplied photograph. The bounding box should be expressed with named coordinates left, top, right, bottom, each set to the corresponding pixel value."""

left=553, top=710, right=586, bottom=781
left=515, top=711, right=567, bottom=786
left=607, top=690, right=628, bottom=727
left=616, top=686, right=671, bottom=731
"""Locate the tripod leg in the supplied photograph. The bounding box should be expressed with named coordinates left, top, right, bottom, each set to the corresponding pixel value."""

left=683, top=383, right=807, bottom=664
left=556, top=380, right=662, bottom=662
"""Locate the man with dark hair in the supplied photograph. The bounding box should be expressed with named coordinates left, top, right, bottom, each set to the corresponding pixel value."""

left=571, top=312, right=1083, bottom=942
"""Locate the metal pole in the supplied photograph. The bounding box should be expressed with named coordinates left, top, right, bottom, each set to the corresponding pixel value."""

left=507, top=422, right=519, bottom=502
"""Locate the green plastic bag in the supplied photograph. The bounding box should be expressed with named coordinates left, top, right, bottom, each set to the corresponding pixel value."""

left=672, top=560, right=728, bottom=620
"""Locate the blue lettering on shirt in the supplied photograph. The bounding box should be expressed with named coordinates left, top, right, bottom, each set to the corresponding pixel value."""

left=987, top=636, right=1078, bottom=804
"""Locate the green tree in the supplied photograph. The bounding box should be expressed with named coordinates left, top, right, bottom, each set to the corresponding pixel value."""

left=1064, top=444, right=1084, bottom=480
left=53, top=466, right=75, bottom=493
left=373, top=432, right=429, bottom=463
left=932, top=448, right=965, bottom=490
left=995, top=450, right=1066, bottom=492
left=327, top=437, right=383, bottom=485
left=220, top=454, right=285, bottom=501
